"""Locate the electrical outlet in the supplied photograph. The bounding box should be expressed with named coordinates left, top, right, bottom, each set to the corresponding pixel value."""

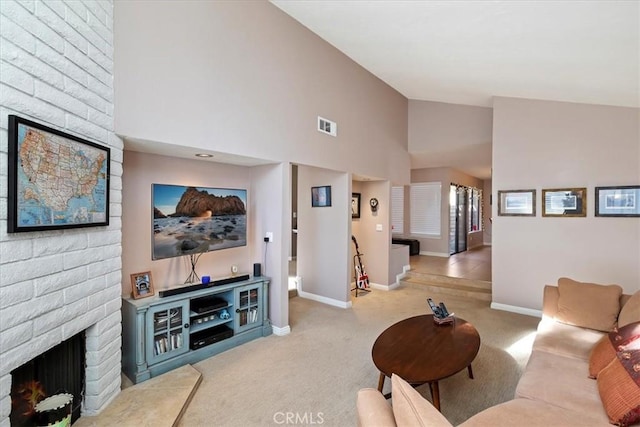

left=265, top=232, right=273, bottom=242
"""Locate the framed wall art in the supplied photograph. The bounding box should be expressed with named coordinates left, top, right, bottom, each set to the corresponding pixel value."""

left=595, top=185, right=640, bottom=217
left=542, top=188, right=586, bottom=217
left=311, top=186, right=331, bottom=207
left=497, top=189, right=536, bottom=216
left=7, top=115, right=110, bottom=233
left=351, top=193, right=361, bottom=218
left=131, top=271, right=155, bottom=299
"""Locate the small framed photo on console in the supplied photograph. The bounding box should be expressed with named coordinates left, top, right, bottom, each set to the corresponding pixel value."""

left=131, top=271, right=155, bottom=299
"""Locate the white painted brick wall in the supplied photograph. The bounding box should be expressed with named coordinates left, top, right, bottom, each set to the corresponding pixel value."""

left=0, top=0, right=121, bottom=423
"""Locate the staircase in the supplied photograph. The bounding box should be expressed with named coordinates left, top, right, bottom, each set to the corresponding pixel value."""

left=400, top=270, right=492, bottom=301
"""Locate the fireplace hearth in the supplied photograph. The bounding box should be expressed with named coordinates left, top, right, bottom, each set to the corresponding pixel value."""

left=10, top=332, right=85, bottom=426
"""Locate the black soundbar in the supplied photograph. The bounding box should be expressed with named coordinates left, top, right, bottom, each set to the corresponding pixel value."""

left=158, top=274, right=251, bottom=298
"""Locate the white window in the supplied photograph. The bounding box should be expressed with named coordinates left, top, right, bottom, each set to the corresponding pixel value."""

left=391, top=186, right=404, bottom=234
left=410, top=182, right=441, bottom=237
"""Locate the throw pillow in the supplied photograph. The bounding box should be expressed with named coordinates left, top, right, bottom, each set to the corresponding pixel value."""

left=589, top=321, right=640, bottom=378
left=391, top=374, right=452, bottom=427
left=555, top=277, right=622, bottom=332
left=619, top=291, right=640, bottom=328
left=597, top=349, right=640, bottom=426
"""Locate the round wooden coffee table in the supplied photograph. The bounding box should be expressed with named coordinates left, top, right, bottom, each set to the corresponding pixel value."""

left=371, top=314, right=480, bottom=411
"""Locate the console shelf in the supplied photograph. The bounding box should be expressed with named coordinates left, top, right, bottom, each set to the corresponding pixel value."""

left=122, top=276, right=270, bottom=384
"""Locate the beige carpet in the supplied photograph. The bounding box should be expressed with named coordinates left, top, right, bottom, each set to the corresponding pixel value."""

left=178, top=284, right=540, bottom=426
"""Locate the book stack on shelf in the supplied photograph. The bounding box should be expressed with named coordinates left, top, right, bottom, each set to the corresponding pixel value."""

left=154, top=333, right=183, bottom=355
left=239, top=308, right=258, bottom=325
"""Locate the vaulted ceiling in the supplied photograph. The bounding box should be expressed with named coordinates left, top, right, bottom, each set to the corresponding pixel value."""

left=272, top=1, right=639, bottom=179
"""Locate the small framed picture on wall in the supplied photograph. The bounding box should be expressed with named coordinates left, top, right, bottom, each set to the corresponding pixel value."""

left=311, top=186, right=332, bottom=207
left=352, top=193, right=361, bottom=218
left=497, top=189, right=536, bottom=216
left=542, top=188, right=587, bottom=217
left=595, top=185, right=640, bottom=217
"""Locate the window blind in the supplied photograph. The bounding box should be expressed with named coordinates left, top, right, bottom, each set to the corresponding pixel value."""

left=410, top=182, right=441, bottom=237
left=391, top=186, right=404, bottom=234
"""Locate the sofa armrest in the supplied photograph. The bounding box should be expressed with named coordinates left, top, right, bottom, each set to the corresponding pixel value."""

left=356, top=388, right=396, bottom=427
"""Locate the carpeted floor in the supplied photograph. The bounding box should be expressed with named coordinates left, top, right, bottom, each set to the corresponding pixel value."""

left=178, top=285, right=540, bottom=426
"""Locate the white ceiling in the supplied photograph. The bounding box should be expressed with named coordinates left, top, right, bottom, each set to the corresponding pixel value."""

left=271, top=0, right=639, bottom=179
left=272, top=0, right=639, bottom=108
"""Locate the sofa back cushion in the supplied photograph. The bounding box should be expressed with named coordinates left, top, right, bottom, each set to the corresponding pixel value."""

left=618, top=291, right=640, bottom=328
left=555, top=277, right=622, bottom=332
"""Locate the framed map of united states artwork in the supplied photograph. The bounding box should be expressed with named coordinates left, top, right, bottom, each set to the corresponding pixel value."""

left=7, top=115, right=110, bottom=233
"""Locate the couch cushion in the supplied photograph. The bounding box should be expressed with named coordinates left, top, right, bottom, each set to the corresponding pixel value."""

left=459, top=398, right=607, bottom=427
left=390, top=374, right=453, bottom=427
left=618, top=291, right=640, bottom=328
left=597, top=350, right=640, bottom=426
left=555, top=277, right=622, bottom=332
left=533, top=317, right=605, bottom=360
left=589, top=321, right=640, bottom=378
left=356, top=388, right=396, bottom=427
left=515, top=350, right=609, bottom=423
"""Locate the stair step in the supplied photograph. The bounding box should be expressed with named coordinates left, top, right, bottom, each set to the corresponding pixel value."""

left=405, top=271, right=491, bottom=290
left=401, top=272, right=492, bottom=302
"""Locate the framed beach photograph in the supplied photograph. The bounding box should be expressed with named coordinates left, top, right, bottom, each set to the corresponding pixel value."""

left=7, top=115, right=110, bottom=233
left=351, top=193, right=361, bottom=218
left=311, top=186, right=332, bottom=207
left=542, top=188, right=587, bottom=217
left=131, top=271, right=155, bottom=299
left=497, top=189, right=536, bottom=216
left=595, top=185, right=640, bottom=217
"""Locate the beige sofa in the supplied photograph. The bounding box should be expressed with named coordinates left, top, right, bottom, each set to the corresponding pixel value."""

left=357, top=278, right=640, bottom=426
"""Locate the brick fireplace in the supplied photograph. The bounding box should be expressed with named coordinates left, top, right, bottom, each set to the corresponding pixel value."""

left=0, top=1, right=123, bottom=424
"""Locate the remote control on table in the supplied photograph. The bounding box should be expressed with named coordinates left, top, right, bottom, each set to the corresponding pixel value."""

left=439, top=302, right=450, bottom=317
left=427, top=298, right=443, bottom=318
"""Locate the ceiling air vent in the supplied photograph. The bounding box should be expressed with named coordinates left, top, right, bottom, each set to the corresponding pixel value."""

left=317, top=116, right=337, bottom=137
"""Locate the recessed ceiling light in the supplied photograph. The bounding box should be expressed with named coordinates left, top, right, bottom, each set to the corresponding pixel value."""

left=195, top=153, right=213, bottom=158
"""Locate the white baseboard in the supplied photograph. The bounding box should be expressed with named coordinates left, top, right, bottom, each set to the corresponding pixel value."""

left=491, top=302, right=541, bottom=318
left=368, top=282, right=388, bottom=291
left=298, top=289, right=352, bottom=309
left=389, top=264, right=411, bottom=289
left=482, top=242, right=492, bottom=246
left=272, top=325, right=291, bottom=336
left=419, top=251, right=449, bottom=257
left=387, top=282, right=400, bottom=290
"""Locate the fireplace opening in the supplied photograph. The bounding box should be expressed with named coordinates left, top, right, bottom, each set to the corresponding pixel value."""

left=10, top=332, right=85, bottom=426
